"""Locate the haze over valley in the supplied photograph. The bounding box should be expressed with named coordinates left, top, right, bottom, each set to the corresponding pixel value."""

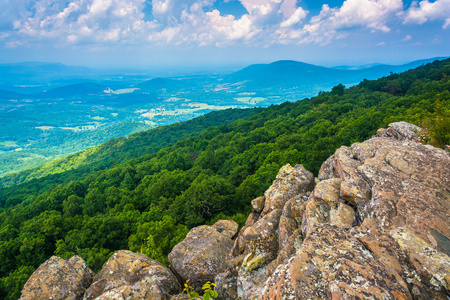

left=0, top=57, right=443, bottom=176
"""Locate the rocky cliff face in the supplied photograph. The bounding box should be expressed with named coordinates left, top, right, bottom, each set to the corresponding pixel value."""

left=21, top=122, right=450, bottom=300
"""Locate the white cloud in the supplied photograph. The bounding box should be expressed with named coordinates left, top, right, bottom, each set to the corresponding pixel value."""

left=444, top=18, right=450, bottom=29
left=289, top=0, right=403, bottom=44
left=402, top=34, right=412, bottom=41
left=316, top=0, right=402, bottom=32
left=280, top=7, right=307, bottom=28
left=404, top=0, right=450, bottom=29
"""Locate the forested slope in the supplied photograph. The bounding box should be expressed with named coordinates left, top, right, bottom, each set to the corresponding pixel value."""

left=0, top=58, right=449, bottom=299
left=0, top=107, right=261, bottom=189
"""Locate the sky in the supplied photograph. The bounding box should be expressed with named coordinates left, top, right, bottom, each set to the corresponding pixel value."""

left=0, top=0, right=449, bottom=69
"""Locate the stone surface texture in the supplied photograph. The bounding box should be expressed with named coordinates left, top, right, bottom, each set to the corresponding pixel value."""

left=262, top=164, right=314, bottom=215
left=262, top=224, right=412, bottom=300
left=211, top=219, right=239, bottom=239
left=168, top=224, right=233, bottom=292
left=84, top=250, right=180, bottom=300
left=21, top=255, right=94, bottom=300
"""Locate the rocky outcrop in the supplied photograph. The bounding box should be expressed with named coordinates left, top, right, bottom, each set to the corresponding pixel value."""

left=168, top=221, right=236, bottom=292
left=84, top=250, right=180, bottom=300
left=21, top=122, right=450, bottom=300
left=216, top=122, right=450, bottom=299
left=21, top=255, right=94, bottom=300
left=262, top=224, right=412, bottom=299
left=216, top=164, right=316, bottom=299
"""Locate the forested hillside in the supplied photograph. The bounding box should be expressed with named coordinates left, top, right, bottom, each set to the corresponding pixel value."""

left=1, top=58, right=449, bottom=299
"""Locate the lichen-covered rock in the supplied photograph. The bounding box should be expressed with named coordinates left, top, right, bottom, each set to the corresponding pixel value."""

left=278, top=193, right=309, bottom=251
left=251, top=196, right=265, bottom=213
left=21, top=255, right=93, bottom=300
left=262, top=164, right=314, bottom=215
left=390, top=227, right=450, bottom=293
left=351, top=218, right=403, bottom=274
left=318, top=156, right=335, bottom=181
left=278, top=215, right=296, bottom=252
left=322, top=122, right=450, bottom=246
left=244, top=211, right=260, bottom=227
left=262, top=224, right=412, bottom=300
left=215, top=268, right=238, bottom=300
left=301, top=178, right=353, bottom=237
left=351, top=137, right=450, bottom=243
left=84, top=250, right=180, bottom=300
left=376, top=121, right=421, bottom=142
left=212, top=219, right=239, bottom=239
left=237, top=264, right=268, bottom=300
left=313, top=178, right=342, bottom=206
left=301, top=197, right=330, bottom=238
left=329, top=202, right=355, bottom=229
left=275, top=229, right=303, bottom=266
left=239, top=209, right=282, bottom=262
left=168, top=225, right=233, bottom=292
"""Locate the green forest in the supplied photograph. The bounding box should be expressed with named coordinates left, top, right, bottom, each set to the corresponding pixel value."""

left=0, top=58, right=449, bottom=299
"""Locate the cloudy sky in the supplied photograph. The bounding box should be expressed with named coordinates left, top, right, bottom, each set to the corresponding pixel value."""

left=0, top=0, right=449, bottom=68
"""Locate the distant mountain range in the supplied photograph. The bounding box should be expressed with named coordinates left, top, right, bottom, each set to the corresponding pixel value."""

left=1, top=57, right=446, bottom=98
left=221, top=57, right=448, bottom=91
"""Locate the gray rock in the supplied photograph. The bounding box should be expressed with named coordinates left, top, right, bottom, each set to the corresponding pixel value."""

left=262, top=164, right=315, bottom=215
left=211, top=219, right=239, bottom=239
left=84, top=250, right=180, bottom=300
left=21, top=255, right=93, bottom=300
left=168, top=225, right=233, bottom=292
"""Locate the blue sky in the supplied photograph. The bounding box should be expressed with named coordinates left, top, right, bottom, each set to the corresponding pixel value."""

left=0, top=0, right=449, bottom=68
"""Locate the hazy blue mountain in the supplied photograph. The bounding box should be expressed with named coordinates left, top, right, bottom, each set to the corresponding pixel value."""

left=0, top=89, right=26, bottom=100
left=0, top=62, right=92, bottom=83
left=223, top=60, right=348, bottom=89
left=223, top=57, right=445, bottom=90
left=35, top=82, right=107, bottom=98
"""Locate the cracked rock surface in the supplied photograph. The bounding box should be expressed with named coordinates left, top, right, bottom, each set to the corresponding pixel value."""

left=84, top=250, right=180, bottom=300
left=21, top=255, right=94, bottom=300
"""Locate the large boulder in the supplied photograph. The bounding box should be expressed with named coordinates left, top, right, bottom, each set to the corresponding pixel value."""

left=21, top=255, right=94, bottom=300
left=84, top=250, right=180, bottom=300
left=262, top=164, right=314, bottom=215
left=376, top=121, right=421, bottom=141
left=316, top=122, right=450, bottom=245
left=262, top=224, right=412, bottom=299
left=168, top=224, right=233, bottom=292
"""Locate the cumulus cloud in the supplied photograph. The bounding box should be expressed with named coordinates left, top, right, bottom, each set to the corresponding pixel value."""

left=404, top=0, right=450, bottom=29
left=280, top=7, right=308, bottom=28
left=310, top=0, right=403, bottom=35
left=6, top=0, right=155, bottom=45
left=0, top=0, right=448, bottom=49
